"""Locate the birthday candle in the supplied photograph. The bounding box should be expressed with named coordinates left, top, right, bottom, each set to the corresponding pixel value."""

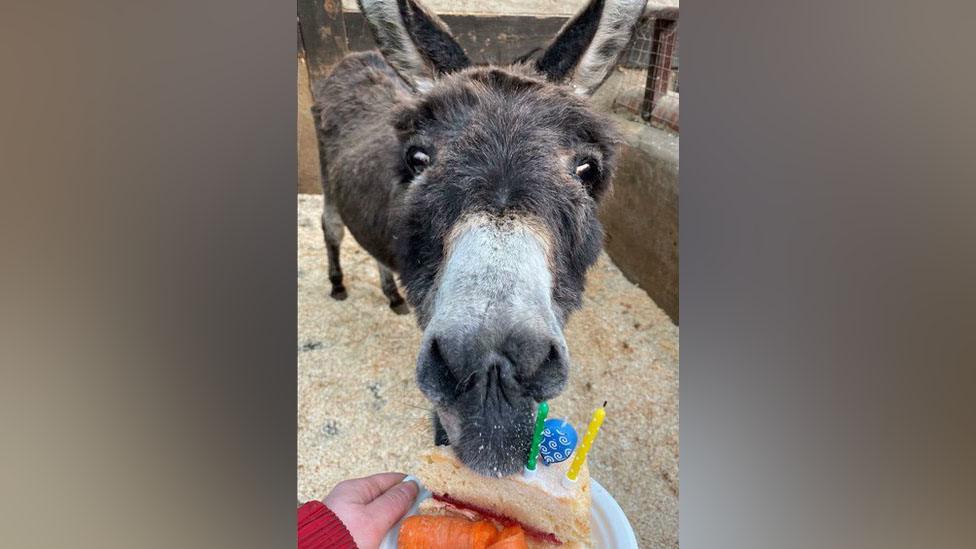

left=566, top=402, right=606, bottom=481
left=526, top=401, right=549, bottom=471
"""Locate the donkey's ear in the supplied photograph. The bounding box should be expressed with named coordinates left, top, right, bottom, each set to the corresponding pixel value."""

left=535, top=0, right=647, bottom=95
left=357, top=0, right=470, bottom=92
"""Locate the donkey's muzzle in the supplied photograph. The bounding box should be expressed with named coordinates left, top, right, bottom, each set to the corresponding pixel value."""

left=414, top=217, right=570, bottom=475
left=418, top=319, right=570, bottom=405
left=417, top=323, right=568, bottom=476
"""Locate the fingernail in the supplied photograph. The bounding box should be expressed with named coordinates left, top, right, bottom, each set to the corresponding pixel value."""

left=401, top=475, right=420, bottom=489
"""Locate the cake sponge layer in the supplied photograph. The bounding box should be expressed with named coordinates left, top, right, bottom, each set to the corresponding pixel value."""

left=417, top=446, right=592, bottom=547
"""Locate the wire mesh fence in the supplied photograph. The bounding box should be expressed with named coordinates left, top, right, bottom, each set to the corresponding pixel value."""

left=611, top=13, right=679, bottom=132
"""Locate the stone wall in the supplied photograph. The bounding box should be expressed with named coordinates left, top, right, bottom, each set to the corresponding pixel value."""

left=599, top=121, right=679, bottom=322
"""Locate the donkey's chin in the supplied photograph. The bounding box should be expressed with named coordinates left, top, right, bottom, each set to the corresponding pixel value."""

left=436, top=403, right=534, bottom=477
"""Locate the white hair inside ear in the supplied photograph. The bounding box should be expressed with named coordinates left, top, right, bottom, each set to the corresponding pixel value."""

left=572, top=0, right=648, bottom=96
left=358, top=0, right=435, bottom=91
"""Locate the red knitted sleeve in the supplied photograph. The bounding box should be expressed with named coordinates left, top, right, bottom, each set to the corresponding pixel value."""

left=297, top=500, right=358, bottom=549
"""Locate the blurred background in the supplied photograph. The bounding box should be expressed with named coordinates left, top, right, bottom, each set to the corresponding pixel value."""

left=4, top=0, right=974, bottom=547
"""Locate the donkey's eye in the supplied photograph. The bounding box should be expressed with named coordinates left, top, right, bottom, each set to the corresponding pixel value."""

left=406, top=146, right=431, bottom=176
left=575, top=158, right=599, bottom=184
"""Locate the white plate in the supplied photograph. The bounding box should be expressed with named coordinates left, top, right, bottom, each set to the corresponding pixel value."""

left=380, top=476, right=638, bottom=548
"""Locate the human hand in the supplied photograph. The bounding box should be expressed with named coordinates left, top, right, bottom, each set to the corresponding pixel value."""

left=324, top=472, right=419, bottom=549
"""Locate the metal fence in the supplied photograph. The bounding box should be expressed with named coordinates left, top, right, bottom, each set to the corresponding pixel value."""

left=611, top=12, right=679, bottom=132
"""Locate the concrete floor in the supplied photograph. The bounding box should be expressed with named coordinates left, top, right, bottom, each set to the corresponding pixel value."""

left=297, top=194, right=679, bottom=547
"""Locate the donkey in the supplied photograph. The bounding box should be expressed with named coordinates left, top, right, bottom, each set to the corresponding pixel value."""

left=312, top=0, right=647, bottom=476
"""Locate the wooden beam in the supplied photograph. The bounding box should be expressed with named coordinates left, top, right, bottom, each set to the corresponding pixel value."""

left=298, top=0, right=350, bottom=81
left=342, top=12, right=569, bottom=66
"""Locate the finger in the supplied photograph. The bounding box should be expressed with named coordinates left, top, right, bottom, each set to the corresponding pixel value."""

left=364, top=479, right=419, bottom=528
left=334, top=472, right=407, bottom=504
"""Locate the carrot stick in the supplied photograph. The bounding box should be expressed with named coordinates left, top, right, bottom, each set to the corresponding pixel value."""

left=398, top=515, right=499, bottom=549
left=486, top=526, right=528, bottom=549
left=487, top=525, right=528, bottom=549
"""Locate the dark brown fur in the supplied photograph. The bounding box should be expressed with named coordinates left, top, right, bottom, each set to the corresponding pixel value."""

left=313, top=0, right=644, bottom=475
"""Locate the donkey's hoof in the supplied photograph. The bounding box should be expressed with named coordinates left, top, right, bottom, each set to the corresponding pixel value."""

left=389, top=299, right=409, bottom=315
left=330, top=285, right=348, bottom=301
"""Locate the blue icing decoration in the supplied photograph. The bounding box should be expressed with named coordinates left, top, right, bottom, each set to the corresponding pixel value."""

left=537, top=418, right=578, bottom=465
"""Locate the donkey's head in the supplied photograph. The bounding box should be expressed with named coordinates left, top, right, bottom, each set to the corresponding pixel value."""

left=359, top=0, right=646, bottom=475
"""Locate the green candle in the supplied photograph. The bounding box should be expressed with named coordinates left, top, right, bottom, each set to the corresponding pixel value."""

left=526, top=401, right=549, bottom=471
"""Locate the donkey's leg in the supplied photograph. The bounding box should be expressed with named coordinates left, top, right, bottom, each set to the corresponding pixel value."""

left=321, top=201, right=347, bottom=300
left=377, top=261, right=409, bottom=315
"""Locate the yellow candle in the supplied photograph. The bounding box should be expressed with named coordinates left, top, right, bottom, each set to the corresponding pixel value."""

left=566, top=403, right=606, bottom=481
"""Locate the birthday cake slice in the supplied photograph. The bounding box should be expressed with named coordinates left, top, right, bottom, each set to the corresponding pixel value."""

left=416, top=446, right=592, bottom=548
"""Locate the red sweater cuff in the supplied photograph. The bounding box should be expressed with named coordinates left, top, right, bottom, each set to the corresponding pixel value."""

left=297, top=500, right=358, bottom=549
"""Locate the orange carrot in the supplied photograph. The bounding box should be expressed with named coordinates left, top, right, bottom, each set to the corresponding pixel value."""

left=487, top=525, right=528, bottom=549
left=398, top=515, right=499, bottom=549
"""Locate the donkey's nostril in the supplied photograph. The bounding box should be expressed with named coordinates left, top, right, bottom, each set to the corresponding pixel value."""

left=428, top=338, right=445, bottom=368
left=417, top=337, right=462, bottom=404
left=419, top=326, right=569, bottom=404
left=521, top=339, right=570, bottom=401
left=501, top=325, right=567, bottom=375
left=545, top=343, right=562, bottom=368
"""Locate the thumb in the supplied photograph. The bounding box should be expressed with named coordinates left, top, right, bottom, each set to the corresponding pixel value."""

left=364, top=478, right=419, bottom=528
